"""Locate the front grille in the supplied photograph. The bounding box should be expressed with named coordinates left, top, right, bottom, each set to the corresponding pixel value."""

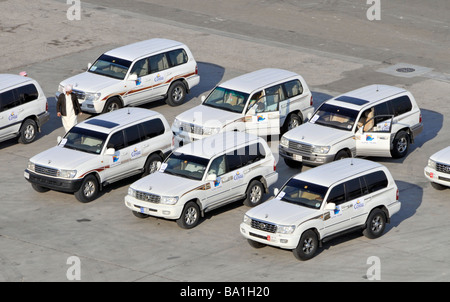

left=288, top=140, right=312, bottom=153
left=34, top=165, right=58, bottom=177
left=135, top=191, right=161, bottom=203
left=180, top=122, right=203, bottom=135
left=436, top=162, right=450, bottom=174
left=251, top=219, right=277, bottom=233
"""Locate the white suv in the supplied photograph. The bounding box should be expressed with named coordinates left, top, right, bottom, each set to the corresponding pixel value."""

left=57, top=39, right=200, bottom=113
left=424, top=146, right=450, bottom=190
left=0, top=74, right=49, bottom=144
left=280, top=85, right=423, bottom=168
left=172, top=68, right=313, bottom=146
left=125, top=131, right=278, bottom=228
left=24, top=108, right=172, bottom=202
left=240, top=158, right=401, bottom=260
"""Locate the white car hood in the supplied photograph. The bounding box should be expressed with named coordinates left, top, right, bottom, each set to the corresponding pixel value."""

left=60, top=72, right=121, bottom=93
left=130, top=171, right=201, bottom=197
left=30, top=146, right=97, bottom=170
left=283, top=122, right=351, bottom=146
left=245, top=198, right=320, bottom=226
left=431, top=146, right=450, bottom=163
left=176, top=105, right=242, bottom=128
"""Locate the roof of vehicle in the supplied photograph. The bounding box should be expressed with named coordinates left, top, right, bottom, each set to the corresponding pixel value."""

left=292, top=158, right=388, bottom=187
left=219, top=68, right=301, bottom=94
left=76, top=107, right=162, bottom=134
left=105, top=38, right=186, bottom=61
left=174, top=131, right=263, bottom=159
left=326, top=85, right=408, bottom=111
left=0, top=74, right=35, bottom=91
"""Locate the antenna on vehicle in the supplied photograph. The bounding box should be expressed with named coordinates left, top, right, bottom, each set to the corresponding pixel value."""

left=128, top=108, right=130, bottom=115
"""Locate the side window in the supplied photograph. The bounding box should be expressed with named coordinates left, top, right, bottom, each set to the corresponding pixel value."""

left=107, top=131, right=125, bottom=150
left=364, top=171, right=388, bottom=193
left=226, top=149, right=243, bottom=172
left=345, top=177, right=363, bottom=201
left=245, top=143, right=266, bottom=165
left=17, top=84, right=39, bottom=105
left=124, top=124, right=141, bottom=146
left=284, top=80, right=303, bottom=98
left=167, top=49, right=188, bottom=67
left=140, top=118, right=165, bottom=140
left=327, top=183, right=346, bottom=205
left=130, top=58, right=149, bottom=77
left=207, top=155, right=227, bottom=176
left=0, top=89, right=19, bottom=112
left=390, top=96, right=413, bottom=116
left=149, top=53, right=169, bottom=74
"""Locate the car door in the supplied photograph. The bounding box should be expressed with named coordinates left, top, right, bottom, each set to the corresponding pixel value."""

left=103, top=130, right=131, bottom=181
left=203, top=154, right=235, bottom=209
left=147, top=53, right=171, bottom=99
left=280, top=79, right=308, bottom=123
left=125, top=57, right=153, bottom=105
left=355, top=114, right=393, bottom=157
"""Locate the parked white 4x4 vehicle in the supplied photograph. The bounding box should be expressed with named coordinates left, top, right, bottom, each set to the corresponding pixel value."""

left=57, top=38, right=200, bottom=113
left=424, top=146, right=450, bottom=190
left=280, top=85, right=423, bottom=168
left=0, top=74, right=49, bottom=144
left=125, top=131, right=278, bottom=228
left=24, top=108, right=172, bottom=202
left=240, top=158, right=401, bottom=260
left=172, top=68, right=313, bottom=146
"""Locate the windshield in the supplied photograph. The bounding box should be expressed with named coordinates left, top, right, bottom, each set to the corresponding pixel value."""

left=278, top=179, right=328, bottom=209
left=162, top=153, right=210, bottom=181
left=310, top=103, right=359, bottom=131
left=62, top=127, right=107, bottom=155
left=88, top=54, right=132, bottom=80
left=203, top=87, right=249, bottom=114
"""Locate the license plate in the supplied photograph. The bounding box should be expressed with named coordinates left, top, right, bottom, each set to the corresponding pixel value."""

left=24, top=171, right=30, bottom=179
left=293, top=154, right=302, bottom=161
left=140, top=207, right=145, bottom=213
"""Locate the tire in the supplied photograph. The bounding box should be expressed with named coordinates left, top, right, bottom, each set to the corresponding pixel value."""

left=282, top=113, right=302, bottom=134
left=363, top=209, right=386, bottom=239
left=103, top=97, right=122, bottom=113
left=18, top=119, right=37, bottom=144
left=244, top=180, right=264, bottom=207
left=143, top=153, right=163, bottom=176
left=391, top=131, right=409, bottom=158
left=247, top=239, right=266, bottom=249
left=165, top=82, right=186, bottom=106
left=31, top=183, right=50, bottom=193
left=284, top=158, right=303, bottom=169
left=293, top=230, right=319, bottom=261
left=176, top=201, right=200, bottom=229
left=334, top=150, right=350, bottom=161
left=431, top=182, right=447, bottom=190
left=74, top=175, right=99, bottom=203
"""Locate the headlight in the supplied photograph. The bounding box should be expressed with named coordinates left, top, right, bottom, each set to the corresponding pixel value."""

left=160, top=196, right=179, bottom=205
left=27, top=161, right=35, bottom=172
left=85, top=92, right=101, bottom=102
left=128, top=187, right=136, bottom=197
left=312, top=145, right=331, bottom=154
left=58, top=84, right=64, bottom=93
left=57, top=169, right=77, bottom=178
left=172, top=118, right=182, bottom=129
left=277, top=224, right=296, bottom=234
left=203, top=126, right=221, bottom=136
left=280, top=136, right=289, bottom=147
left=428, top=158, right=437, bottom=169
left=243, top=214, right=252, bottom=226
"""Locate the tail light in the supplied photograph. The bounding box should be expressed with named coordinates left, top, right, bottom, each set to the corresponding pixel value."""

left=274, top=160, right=277, bottom=171
left=46, top=101, right=48, bottom=112
left=195, top=65, right=198, bottom=75
left=310, top=95, right=313, bottom=106
left=419, top=113, right=422, bottom=124
left=396, top=189, right=399, bottom=201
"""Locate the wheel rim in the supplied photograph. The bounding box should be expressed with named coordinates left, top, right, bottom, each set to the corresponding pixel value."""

left=83, top=180, right=96, bottom=197
left=250, top=185, right=262, bottom=204
left=184, top=206, right=198, bottom=225
left=289, top=118, right=299, bottom=130
left=148, top=160, right=161, bottom=174
left=371, top=215, right=384, bottom=233
left=172, top=86, right=183, bottom=102
left=107, top=102, right=120, bottom=112
left=302, top=237, right=315, bottom=254
left=397, top=137, right=407, bottom=153
left=24, top=125, right=35, bottom=140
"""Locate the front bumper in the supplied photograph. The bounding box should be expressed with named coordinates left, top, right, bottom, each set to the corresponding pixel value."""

left=24, top=169, right=83, bottom=193
left=424, top=166, right=450, bottom=188
left=279, top=145, right=335, bottom=166
left=124, top=195, right=184, bottom=220
left=240, top=222, right=299, bottom=250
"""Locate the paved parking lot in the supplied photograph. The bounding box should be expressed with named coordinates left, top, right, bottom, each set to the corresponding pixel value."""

left=1, top=0, right=449, bottom=284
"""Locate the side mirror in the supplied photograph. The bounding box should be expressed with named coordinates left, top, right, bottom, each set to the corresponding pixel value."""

left=207, top=173, right=217, bottom=182
left=324, top=202, right=336, bottom=211
left=273, top=188, right=279, bottom=196
left=128, top=74, right=138, bottom=82
left=87, top=63, right=92, bottom=70
left=156, top=162, right=162, bottom=170
left=105, top=148, right=115, bottom=156
left=57, top=136, right=62, bottom=144
left=307, top=112, right=313, bottom=120
left=201, top=95, right=206, bottom=103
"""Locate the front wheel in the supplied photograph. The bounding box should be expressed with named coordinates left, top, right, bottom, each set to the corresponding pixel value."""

left=176, top=201, right=200, bottom=229
left=74, top=175, right=99, bottom=203
left=103, top=97, right=122, bottom=113
left=293, top=230, right=319, bottom=261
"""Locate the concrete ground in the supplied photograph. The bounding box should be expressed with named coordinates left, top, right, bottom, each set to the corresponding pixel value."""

left=0, top=0, right=449, bottom=284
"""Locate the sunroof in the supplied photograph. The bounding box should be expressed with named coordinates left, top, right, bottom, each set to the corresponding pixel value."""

left=85, top=119, right=119, bottom=129
left=335, top=96, right=369, bottom=106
